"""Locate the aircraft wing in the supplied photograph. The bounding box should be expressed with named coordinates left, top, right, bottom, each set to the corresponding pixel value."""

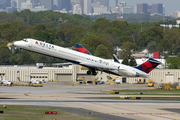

left=79, top=62, right=117, bottom=70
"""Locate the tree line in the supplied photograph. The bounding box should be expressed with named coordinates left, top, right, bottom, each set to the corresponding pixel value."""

left=0, top=10, right=180, bottom=69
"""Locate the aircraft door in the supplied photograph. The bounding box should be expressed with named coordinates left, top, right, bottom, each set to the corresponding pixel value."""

left=28, top=39, right=32, bottom=47
left=118, top=66, right=120, bottom=71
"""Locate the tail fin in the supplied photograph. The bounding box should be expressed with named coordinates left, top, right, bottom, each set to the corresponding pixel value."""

left=134, top=58, right=161, bottom=73
left=75, top=44, right=92, bottom=55
left=1, top=76, right=3, bottom=80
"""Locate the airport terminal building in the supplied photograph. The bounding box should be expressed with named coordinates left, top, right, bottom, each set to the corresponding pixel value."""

left=0, top=64, right=180, bottom=84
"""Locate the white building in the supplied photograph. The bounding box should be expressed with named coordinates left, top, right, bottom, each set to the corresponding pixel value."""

left=112, top=1, right=133, bottom=14
left=1, top=63, right=180, bottom=84
left=17, top=0, right=26, bottom=8
left=121, top=5, right=133, bottom=14
left=21, top=0, right=32, bottom=9
left=173, top=11, right=180, bottom=18
left=93, top=5, right=108, bottom=14
left=160, top=20, right=180, bottom=29
left=73, top=4, right=82, bottom=15
left=30, top=8, right=47, bottom=12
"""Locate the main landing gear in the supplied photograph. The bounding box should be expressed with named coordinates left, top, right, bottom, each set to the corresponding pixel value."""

left=87, top=69, right=97, bottom=76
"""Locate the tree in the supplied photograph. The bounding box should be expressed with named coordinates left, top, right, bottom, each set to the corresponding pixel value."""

left=62, top=23, right=86, bottom=46
left=90, top=18, right=110, bottom=33
left=1, top=29, right=19, bottom=42
left=138, top=26, right=163, bottom=48
left=15, top=51, right=34, bottom=65
left=120, top=41, right=137, bottom=58
left=147, top=41, right=157, bottom=53
left=157, top=38, right=171, bottom=52
left=121, top=58, right=129, bottom=65
left=161, top=28, right=180, bottom=54
left=34, top=30, right=51, bottom=43
left=166, top=57, right=180, bottom=69
left=129, top=57, right=137, bottom=66
left=16, top=29, right=34, bottom=40
left=94, top=44, right=109, bottom=59
left=0, top=48, right=11, bottom=65
left=80, top=35, right=113, bottom=58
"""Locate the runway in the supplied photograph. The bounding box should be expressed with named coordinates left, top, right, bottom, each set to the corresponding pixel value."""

left=1, top=84, right=180, bottom=120
left=0, top=99, right=180, bottom=120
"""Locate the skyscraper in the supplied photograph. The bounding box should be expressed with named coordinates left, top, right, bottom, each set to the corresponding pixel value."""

left=57, top=0, right=71, bottom=11
left=17, top=0, right=26, bottom=8
left=31, top=0, right=39, bottom=7
left=11, top=1, right=17, bottom=8
left=84, top=0, right=92, bottom=14
left=39, top=0, right=53, bottom=10
left=96, top=0, right=109, bottom=7
left=0, top=0, right=11, bottom=9
left=109, top=0, right=116, bottom=12
left=151, top=3, right=163, bottom=15
left=80, top=0, right=84, bottom=14
left=93, top=0, right=121, bottom=12
left=137, top=3, right=148, bottom=14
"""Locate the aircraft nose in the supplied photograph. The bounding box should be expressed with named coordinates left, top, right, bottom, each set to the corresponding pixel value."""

left=14, top=41, right=22, bottom=47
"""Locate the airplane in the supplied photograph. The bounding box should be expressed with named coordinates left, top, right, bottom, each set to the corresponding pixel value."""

left=29, top=76, right=39, bottom=85
left=14, top=38, right=161, bottom=78
left=76, top=44, right=120, bottom=63
left=1, top=76, right=13, bottom=86
left=75, top=44, right=161, bottom=77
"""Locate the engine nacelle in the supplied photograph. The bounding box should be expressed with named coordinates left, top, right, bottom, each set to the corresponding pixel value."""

left=125, top=70, right=140, bottom=77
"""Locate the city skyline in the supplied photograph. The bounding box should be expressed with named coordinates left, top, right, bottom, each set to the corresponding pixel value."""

left=122, top=0, right=180, bottom=15
left=2, top=0, right=180, bottom=16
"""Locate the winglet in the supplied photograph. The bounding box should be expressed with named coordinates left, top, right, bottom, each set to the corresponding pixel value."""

left=134, top=58, right=161, bottom=73
left=113, top=54, right=120, bottom=63
left=75, top=44, right=92, bottom=55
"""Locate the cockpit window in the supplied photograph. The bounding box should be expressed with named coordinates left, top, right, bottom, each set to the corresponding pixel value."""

left=22, top=39, right=28, bottom=42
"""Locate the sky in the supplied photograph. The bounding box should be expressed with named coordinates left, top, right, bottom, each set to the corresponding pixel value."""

left=121, top=0, right=180, bottom=15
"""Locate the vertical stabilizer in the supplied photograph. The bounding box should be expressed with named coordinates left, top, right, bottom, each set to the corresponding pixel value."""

left=75, top=44, right=92, bottom=55
left=134, top=58, right=161, bottom=73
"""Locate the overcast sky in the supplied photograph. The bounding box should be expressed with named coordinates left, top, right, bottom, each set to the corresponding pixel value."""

left=121, top=0, right=180, bottom=15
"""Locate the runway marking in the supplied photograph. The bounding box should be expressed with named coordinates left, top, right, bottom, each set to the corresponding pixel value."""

left=146, top=113, right=178, bottom=120
left=86, top=113, right=175, bottom=115
left=89, top=102, right=179, bottom=120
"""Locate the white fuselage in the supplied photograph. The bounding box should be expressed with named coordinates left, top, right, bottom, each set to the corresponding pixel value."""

left=14, top=39, right=149, bottom=78
left=1, top=80, right=12, bottom=85
left=30, top=79, right=39, bottom=84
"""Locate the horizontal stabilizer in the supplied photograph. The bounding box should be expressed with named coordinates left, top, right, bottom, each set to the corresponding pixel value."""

left=113, top=54, right=120, bottom=63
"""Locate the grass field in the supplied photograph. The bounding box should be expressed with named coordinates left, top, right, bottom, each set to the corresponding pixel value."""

left=0, top=106, right=100, bottom=120
left=112, top=89, right=180, bottom=95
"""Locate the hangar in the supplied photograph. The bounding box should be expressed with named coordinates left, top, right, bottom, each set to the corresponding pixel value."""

left=0, top=64, right=180, bottom=84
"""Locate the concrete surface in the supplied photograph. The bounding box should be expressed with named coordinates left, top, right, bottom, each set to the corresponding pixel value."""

left=0, top=82, right=180, bottom=120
